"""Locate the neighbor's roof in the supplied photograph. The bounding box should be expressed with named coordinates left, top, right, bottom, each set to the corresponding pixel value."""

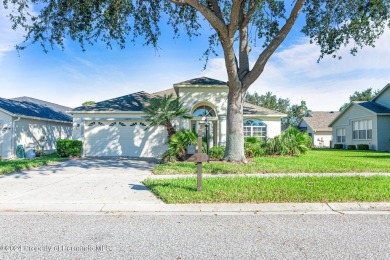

left=0, top=97, right=72, bottom=123
left=173, top=77, right=227, bottom=87
left=329, top=101, right=390, bottom=127
left=301, top=111, right=340, bottom=131
left=355, top=101, right=390, bottom=114
left=72, top=91, right=154, bottom=112
left=11, top=96, right=72, bottom=114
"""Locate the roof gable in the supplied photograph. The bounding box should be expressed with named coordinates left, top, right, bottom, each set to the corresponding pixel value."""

left=173, top=77, right=227, bottom=87
left=372, top=83, right=390, bottom=102
left=0, top=98, right=72, bottom=122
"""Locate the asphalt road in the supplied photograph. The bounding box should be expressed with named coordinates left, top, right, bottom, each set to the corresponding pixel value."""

left=1, top=213, right=389, bottom=260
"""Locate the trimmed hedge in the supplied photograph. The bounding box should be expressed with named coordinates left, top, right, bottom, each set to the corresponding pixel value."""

left=347, top=145, right=356, bottom=150
left=334, top=144, right=343, bottom=149
left=56, top=139, right=83, bottom=157
left=357, top=144, right=369, bottom=150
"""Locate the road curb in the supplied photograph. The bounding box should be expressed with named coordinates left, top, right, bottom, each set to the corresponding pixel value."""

left=1, top=202, right=389, bottom=215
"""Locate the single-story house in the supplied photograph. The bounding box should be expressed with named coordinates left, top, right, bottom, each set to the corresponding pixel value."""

left=298, top=111, right=340, bottom=148
left=329, top=83, right=390, bottom=151
left=70, top=77, right=286, bottom=157
left=0, top=97, right=73, bottom=159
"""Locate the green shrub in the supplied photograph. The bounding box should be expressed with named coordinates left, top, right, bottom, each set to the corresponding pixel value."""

left=209, top=146, right=225, bottom=159
left=347, top=145, right=356, bottom=150
left=56, top=140, right=82, bottom=157
left=162, top=129, right=197, bottom=162
left=334, top=144, right=344, bottom=149
left=357, top=144, right=369, bottom=150
left=243, top=137, right=264, bottom=158
left=264, top=128, right=312, bottom=156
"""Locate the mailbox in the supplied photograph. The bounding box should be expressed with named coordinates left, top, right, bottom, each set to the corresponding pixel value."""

left=187, top=143, right=196, bottom=155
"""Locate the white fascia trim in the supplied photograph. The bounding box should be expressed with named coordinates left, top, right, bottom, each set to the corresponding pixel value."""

left=69, top=111, right=144, bottom=114
left=0, top=108, right=14, bottom=117
left=14, top=115, right=72, bottom=124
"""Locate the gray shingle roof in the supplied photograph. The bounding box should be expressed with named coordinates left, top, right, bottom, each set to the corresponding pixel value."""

left=73, top=86, right=284, bottom=117
left=301, top=111, right=340, bottom=131
left=174, top=77, right=227, bottom=87
left=356, top=101, right=390, bottom=114
left=72, top=91, right=154, bottom=112
left=0, top=97, right=72, bottom=122
left=11, top=97, right=72, bottom=114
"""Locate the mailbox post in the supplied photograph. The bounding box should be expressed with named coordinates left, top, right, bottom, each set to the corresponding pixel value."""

left=186, top=129, right=208, bottom=191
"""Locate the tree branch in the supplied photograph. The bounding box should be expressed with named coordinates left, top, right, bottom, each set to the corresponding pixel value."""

left=239, top=25, right=249, bottom=79
left=228, top=0, right=244, bottom=38
left=241, top=0, right=258, bottom=28
left=208, top=0, right=224, bottom=24
left=171, top=0, right=228, bottom=37
left=242, top=0, right=304, bottom=89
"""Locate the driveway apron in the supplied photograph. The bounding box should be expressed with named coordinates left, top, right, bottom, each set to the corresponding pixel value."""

left=0, top=158, right=163, bottom=211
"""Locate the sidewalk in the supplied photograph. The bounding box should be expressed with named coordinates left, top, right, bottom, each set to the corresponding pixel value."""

left=149, top=172, right=390, bottom=179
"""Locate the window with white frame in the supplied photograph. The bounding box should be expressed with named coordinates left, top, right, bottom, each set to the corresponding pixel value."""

left=352, top=120, right=372, bottom=140
left=336, top=128, right=346, bottom=143
left=243, top=119, right=267, bottom=140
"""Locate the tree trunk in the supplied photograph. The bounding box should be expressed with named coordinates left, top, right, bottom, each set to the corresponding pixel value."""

left=166, top=121, right=176, bottom=140
left=224, top=84, right=247, bottom=162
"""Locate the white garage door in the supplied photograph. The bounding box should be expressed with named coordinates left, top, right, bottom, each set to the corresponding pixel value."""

left=84, top=120, right=167, bottom=157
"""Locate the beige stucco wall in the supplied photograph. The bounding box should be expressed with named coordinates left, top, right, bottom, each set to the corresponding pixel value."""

left=0, top=111, right=13, bottom=159
left=332, top=104, right=377, bottom=150
left=178, top=87, right=229, bottom=117
left=14, top=118, right=72, bottom=154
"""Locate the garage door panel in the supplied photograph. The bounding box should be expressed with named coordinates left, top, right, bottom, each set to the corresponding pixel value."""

left=85, top=121, right=167, bottom=157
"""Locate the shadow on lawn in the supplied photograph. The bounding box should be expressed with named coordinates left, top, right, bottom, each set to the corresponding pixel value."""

left=346, top=155, right=390, bottom=159
left=145, top=181, right=198, bottom=192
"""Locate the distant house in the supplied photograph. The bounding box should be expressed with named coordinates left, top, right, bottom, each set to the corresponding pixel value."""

left=329, top=84, right=390, bottom=151
left=298, top=111, right=340, bottom=148
left=0, top=97, right=73, bottom=159
left=70, top=77, right=286, bottom=157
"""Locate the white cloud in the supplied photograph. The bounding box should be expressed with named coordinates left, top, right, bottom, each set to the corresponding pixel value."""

left=0, top=5, right=26, bottom=62
left=202, top=29, right=390, bottom=111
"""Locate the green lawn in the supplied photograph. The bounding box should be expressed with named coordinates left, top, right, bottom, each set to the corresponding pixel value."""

left=144, top=175, right=390, bottom=203
left=0, top=153, right=69, bottom=175
left=153, top=149, right=390, bottom=174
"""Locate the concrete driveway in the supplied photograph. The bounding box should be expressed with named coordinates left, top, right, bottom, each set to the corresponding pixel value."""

left=0, top=158, right=163, bottom=212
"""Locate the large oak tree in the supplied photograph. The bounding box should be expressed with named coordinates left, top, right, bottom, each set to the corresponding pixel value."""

left=4, top=0, right=389, bottom=162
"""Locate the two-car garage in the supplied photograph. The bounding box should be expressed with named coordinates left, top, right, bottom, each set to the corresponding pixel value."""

left=84, top=120, right=167, bottom=157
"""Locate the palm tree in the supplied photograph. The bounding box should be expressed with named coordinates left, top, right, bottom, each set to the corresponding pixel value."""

left=143, top=94, right=191, bottom=139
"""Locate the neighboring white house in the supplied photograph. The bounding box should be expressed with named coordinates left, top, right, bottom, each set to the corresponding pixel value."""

left=70, top=77, right=286, bottom=157
left=0, top=97, right=73, bottom=159
left=298, top=111, right=340, bottom=148
left=329, top=83, right=390, bottom=151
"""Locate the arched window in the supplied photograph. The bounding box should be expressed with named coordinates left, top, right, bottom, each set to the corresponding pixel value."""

left=192, top=105, right=216, bottom=117
left=243, top=119, right=267, bottom=140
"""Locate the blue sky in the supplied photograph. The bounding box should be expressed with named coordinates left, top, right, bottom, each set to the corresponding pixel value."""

left=1, top=4, right=390, bottom=111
